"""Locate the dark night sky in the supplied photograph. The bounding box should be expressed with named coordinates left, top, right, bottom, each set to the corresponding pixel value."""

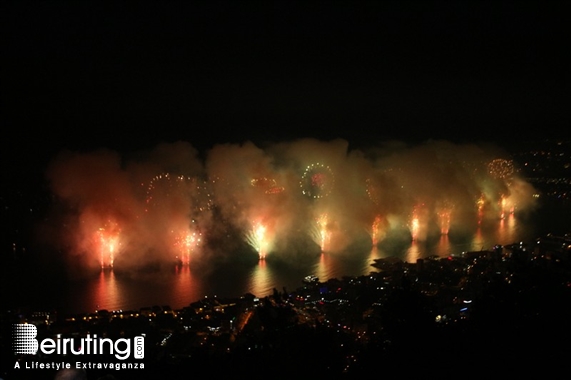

left=2, top=0, right=571, bottom=183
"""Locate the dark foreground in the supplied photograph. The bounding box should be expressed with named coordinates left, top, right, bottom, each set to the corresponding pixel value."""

left=2, top=234, right=571, bottom=379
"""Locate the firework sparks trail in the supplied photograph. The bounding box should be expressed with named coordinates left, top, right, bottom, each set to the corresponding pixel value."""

left=96, top=221, right=121, bottom=268
left=174, top=230, right=202, bottom=265
left=410, top=216, right=420, bottom=241
left=436, top=201, right=453, bottom=235
left=310, top=213, right=331, bottom=251
left=365, top=178, right=381, bottom=206
left=408, top=205, right=423, bottom=241
left=438, top=210, right=451, bottom=235
left=371, top=215, right=382, bottom=245
left=499, top=194, right=516, bottom=219
left=246, top=221, right=269, bottom=259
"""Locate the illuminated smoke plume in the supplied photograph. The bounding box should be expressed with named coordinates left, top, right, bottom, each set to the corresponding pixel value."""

left=41, top=138, right=538, bottom=275
left=42, top=142, right=209, bottom=274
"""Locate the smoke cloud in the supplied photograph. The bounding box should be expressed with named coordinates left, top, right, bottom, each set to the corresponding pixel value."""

left=40, top=138, right=538, bottom=275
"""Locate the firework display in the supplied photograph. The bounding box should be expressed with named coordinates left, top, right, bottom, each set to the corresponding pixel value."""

left=146, top=172, right=213, bottom=215
left=435, top=201, right=453, bottom=235
left=371, top=215, right=383, bottom=245
left=43, top=139, right=538, bottom=271
left=488, top=158, right=514, bottom=180
left=311, top=213, right=331, bottom=252
left=365, top=178, right=382, bottom=206
left=174, top=230, right=202, bottom=265
left=300, top=163, right=334, bottom=199
left=246, top=221, right=269, bottom=259
left=95, top=220, right=121, bottom=268
left=251, top=177, right=285, bottom=195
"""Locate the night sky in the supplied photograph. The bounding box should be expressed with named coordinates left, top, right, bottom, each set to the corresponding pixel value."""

left=3, top=0, right=571, bottom=188
left=2, top=4, right=571, bottom=376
